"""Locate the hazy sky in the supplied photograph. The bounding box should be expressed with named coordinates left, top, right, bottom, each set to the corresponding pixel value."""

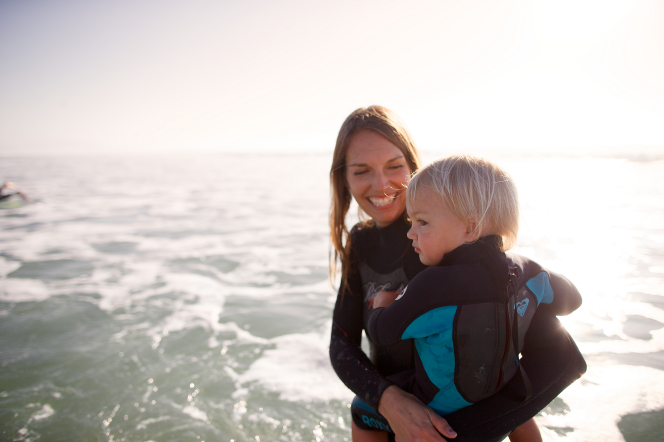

left=1, top=0, right=663, bottom=156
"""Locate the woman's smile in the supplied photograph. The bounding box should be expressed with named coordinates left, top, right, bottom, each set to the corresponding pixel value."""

left=368, top=195, right=396, bottom=207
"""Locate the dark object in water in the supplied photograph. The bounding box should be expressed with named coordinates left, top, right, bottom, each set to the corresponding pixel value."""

left=0, top=181, right=29, bottom=209
left=618, top=408, right=664, bottom=442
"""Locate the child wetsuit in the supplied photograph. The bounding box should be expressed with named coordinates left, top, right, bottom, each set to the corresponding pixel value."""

left=366, top=235, right=582, bottom=416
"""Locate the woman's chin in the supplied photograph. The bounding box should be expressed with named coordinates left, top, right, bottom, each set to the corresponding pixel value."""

left=361, top=197, right=405, bottom=225
left=369, top=206, right=404, bottom=227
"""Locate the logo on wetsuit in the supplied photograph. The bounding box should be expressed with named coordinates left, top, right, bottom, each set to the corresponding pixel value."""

left=516, top=298, right=529, bottom=317
left=363, top=281, right=395, bottom=301
left=395, top=285, right=407, bottom=301
left=362, top=415, right=391, bottom=431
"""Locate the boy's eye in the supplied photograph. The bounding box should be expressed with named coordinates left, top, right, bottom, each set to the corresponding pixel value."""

left=419, top=220, right=428, bottom=226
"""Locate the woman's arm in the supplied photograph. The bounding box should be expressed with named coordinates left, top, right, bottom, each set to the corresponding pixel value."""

left=329, top=268, right=456, bottom=442
left=331, top=313, right=457, bottom=442
left=546, top=269, right=582, bottom=315
left=329, top=269, right=395, bottom=410
left=509, top=253, right=582, bottom=315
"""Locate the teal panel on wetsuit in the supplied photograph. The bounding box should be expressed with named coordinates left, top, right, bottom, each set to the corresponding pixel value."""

left=526, top=272, right=554, bottom=305
left=429, top=386, right=472, bottom=416
left=402, top=306, right=470, bottom=414
left=402, top=305, right=457, bottom=339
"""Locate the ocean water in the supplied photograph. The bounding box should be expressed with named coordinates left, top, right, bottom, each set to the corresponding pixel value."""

left=1, top=153, right=663, bottom=442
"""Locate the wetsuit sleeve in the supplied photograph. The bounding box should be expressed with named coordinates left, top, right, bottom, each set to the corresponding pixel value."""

left=366, top=267, right=459, bottom=346
left=545, top=269, right=582, bottom=315
left=510, top=253, right=582, bottom=315
left=366, top=282, right=421, bottom=346
left=329, top=240, right=394, bottom=411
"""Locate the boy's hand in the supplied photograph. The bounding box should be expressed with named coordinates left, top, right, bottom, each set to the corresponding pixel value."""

left=372, top=290, right=400, bottom=309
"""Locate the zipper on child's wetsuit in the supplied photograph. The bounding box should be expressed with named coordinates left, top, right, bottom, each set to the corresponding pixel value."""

left=496, top=267, right=519, bottom=392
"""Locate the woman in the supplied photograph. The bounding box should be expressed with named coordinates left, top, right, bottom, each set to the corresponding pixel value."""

left=328, top=106, right=455, bottom=441
left=328, top=106, right=585, bottom=442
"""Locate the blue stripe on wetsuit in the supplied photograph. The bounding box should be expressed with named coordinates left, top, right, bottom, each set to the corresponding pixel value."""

left=402, top=306, right=472, bottom=415
left=526, top=272, right=554, bottom=305
left=351, top=396, right=375, bottom=413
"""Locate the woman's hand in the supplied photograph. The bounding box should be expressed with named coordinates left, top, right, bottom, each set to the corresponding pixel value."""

left=372, top=290, right=400, bottom=309
left=377, top=385, right=457, bottom=442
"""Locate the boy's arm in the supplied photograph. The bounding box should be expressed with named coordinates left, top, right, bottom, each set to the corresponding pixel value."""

left=366, top=269, right=434, bottom=346
left=366, top=297, right=413, bottom=347
left=366, top=266, right=463, bottom=346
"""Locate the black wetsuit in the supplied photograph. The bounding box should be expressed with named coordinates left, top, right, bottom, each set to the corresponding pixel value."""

left=329, top=215, right=586, bottom=442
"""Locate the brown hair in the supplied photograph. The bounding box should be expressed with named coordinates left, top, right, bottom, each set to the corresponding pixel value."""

left=407, top=155, right=519, bottom=251
left=329, top=106, right=422, bottom=286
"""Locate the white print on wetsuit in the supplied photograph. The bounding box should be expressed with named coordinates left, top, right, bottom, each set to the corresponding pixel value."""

left=395, top=285, right=408, bottom=301
left=363, top=282, right=395, bottom=301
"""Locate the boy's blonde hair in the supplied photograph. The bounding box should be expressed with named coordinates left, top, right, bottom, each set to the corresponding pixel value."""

left=407, top=155, right=519, bottom=251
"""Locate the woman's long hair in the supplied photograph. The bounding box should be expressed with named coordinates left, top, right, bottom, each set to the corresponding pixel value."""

left=329, top=106, right=422, bottom=287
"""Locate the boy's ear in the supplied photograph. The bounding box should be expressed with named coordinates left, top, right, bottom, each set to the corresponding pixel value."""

left=464, top=215, right=481, bottom=241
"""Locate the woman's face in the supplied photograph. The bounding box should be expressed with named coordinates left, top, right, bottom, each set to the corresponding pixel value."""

left=345, top=130, right=412, bottom=227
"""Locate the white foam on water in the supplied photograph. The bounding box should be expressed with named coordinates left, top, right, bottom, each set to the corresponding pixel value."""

left=217, top=279, right=332, bottom=300
left=110, top=322, right=150, bottom=343
left=182, top=405, right=209, bottom=422
left=17, top=403, right=56, bottom=439
left=216, top=322, right=269, bottom=345
left=237, top=324, right=352, bottom=403
left=246, top=412, right=281, bottom=430
left=537, top=365, right=664, bottom=441
left=232, top=400, right=247, bottom=422
left=97, top=285, right=134, bottom=313
left=31, top=404, right=55, bottom=421
left=97, top=266, right=268, bottom=346
left=136, top=416, right=170, bottom=430
left=0, top=278, right=50, bottom=303
left=224, top=366, right=240, bottom=382
left=1, top=228, right=97, bottom=262
left=135, top=234, right=232, bottom=256
left=142, top=272, right=227, bottom=346
left=0, top=256, right=21, bottom=277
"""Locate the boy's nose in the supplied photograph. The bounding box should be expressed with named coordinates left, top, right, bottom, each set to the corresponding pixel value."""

left=406, top=226, right=415, bottom=240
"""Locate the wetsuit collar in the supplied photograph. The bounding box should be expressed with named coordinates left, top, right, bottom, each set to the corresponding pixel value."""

left=439, top=236, right=508, bottom=289
left=439, top=235, right=504, bottom=267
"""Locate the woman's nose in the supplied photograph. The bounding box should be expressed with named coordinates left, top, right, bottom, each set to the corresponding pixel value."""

left=372, top=171, right=390, bottom=192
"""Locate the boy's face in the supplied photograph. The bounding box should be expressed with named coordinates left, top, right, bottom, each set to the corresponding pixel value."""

left=406, top=191, right=471, bottom=266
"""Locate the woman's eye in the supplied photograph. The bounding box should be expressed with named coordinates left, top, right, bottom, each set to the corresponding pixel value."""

left=354, top=170, right=368, bottom=176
